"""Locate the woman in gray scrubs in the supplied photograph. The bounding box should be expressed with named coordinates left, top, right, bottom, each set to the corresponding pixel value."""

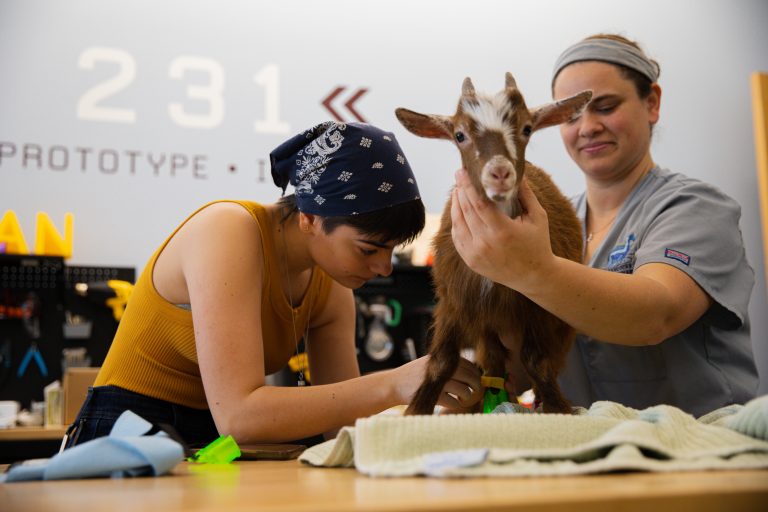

left=450, top=33, right=758, bottom=416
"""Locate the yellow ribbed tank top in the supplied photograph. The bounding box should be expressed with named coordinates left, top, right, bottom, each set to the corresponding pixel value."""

left=94, top=200, right=333, bottom=409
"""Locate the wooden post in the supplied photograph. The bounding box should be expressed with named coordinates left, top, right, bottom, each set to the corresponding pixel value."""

left=752, top=72, right=768, bottom=289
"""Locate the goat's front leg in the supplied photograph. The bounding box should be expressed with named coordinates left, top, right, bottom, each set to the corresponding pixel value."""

left=520, top=314, right=573, bottom=414
left=497, top=330, right=532, bottom=397
left=405, top=322, right=462, bottom=415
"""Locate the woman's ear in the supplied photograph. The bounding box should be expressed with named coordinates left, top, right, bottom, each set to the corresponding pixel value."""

left=298, top=212, right=317, bottom=233
left=647, top=83, right=662, bottom=125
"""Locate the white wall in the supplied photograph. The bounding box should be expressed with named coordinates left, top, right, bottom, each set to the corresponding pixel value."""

left=1, top=0, right=766, bottom=392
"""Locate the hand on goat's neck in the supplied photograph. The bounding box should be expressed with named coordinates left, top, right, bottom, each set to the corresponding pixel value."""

left=499, top=197, right=523, bottom=218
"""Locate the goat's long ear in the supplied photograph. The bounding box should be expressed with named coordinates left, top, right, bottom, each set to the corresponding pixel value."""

left=395, top=108, right=454, bottom=140
left=529, top=90, right=593, bottom=132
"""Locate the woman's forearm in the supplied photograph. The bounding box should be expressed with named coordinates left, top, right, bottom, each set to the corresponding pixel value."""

left=515, top=256, right=686, bottom=346
left=220, top=369, right=401, bottom=444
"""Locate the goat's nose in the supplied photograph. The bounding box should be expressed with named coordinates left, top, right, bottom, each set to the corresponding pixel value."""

left=490, top=167, right=511, bottom=181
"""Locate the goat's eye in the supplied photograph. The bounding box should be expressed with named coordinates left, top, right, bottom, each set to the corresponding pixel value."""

left=522, top=125, right=532, bottom=137
left=455, top=132, right=465, bottom=143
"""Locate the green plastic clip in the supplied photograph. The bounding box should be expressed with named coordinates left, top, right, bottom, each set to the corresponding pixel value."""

left=188, top=435, right=241, bottom=464
left=481, top=375, right=510, bottom=414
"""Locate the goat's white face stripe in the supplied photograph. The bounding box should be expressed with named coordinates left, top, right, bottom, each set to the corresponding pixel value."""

left=462, top=92, right=518, bottom=161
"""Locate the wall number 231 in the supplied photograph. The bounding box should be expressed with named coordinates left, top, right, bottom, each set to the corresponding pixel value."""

left=76, top=46, right=290, bottom=133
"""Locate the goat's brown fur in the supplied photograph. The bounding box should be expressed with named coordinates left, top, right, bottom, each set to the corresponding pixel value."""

left=396, top=73, right=590, bottom=414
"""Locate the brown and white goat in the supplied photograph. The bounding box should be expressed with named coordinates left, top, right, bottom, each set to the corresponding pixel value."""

left=396, top=72, right=590, bottom=414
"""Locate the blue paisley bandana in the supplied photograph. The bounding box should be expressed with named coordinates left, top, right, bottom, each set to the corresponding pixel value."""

left=270, top=122, right=421, bottom=216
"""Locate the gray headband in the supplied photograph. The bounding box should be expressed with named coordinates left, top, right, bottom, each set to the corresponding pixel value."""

left=552, top=38, right=660, bottom=84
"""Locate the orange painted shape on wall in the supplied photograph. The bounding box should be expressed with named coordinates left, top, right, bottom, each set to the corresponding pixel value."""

left=34, top=212, right=74, bottom=258
left=0, top=210, right=30, bottom=254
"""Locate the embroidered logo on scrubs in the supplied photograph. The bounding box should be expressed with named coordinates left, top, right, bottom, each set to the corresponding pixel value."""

left=606, top=233, right=636, bottom=274
left=664, top=248, right=690, bottom=266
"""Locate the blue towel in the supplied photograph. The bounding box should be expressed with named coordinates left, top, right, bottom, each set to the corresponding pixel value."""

left=1, top=410, right=185, bottom=482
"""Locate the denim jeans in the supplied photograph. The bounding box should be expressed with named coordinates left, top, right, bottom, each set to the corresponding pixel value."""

left=64, top=385, right=219, bottom=450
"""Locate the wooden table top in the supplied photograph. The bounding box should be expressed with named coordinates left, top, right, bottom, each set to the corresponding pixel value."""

left=1, top=460, right=766, bottom=512
left=0, top=426, right=67, bottom=442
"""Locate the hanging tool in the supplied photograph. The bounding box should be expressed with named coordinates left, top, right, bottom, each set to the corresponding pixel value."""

left=0, top=338, right=12, bottom=390
left=16, top=292, right=48, bottom=378
left=17, top=342, right=48, bottom=378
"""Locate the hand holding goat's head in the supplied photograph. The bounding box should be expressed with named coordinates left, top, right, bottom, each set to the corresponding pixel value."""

left=396, top=72, right=591, bottom=218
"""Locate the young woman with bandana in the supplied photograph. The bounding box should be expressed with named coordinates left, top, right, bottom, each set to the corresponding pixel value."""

left=65, top=122, right=483, bottom=449
left=450, top=34, right=758, bottom=416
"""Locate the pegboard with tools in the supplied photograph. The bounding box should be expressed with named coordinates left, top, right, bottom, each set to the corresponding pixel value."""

left=353, top=265, right=435, bottom=374
left=0, top=254, right=134, bottom=409
left=63, top=264, right=135, bottom=368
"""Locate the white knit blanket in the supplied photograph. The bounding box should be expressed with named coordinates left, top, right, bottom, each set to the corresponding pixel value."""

left=299, top=396, right=768, bottom=477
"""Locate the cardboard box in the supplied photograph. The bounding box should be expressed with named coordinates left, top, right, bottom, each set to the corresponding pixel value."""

left=63, top=367, right=100, bottom=424
left=44, top=380, right=63, bottom=426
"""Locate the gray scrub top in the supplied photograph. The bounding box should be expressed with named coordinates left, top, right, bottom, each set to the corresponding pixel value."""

left=558, top=166, right=758, bottom=417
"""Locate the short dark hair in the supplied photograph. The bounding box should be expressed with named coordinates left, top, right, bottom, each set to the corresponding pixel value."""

left=277, top=194, right=425, bottom=245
